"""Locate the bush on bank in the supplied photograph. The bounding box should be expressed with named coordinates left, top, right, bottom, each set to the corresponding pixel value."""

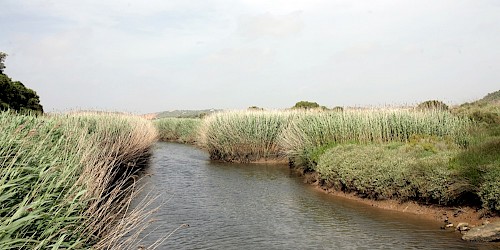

left=314, top=139, right=470, bottom=205
left=0, top=111, right=157, bottom=249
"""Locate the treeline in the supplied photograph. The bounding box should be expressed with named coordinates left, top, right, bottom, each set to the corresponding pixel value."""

left=0, top=52, right=43, bottom=114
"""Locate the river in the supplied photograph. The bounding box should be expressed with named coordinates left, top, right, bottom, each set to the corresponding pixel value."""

left=133, top=142, right=496, bottom=249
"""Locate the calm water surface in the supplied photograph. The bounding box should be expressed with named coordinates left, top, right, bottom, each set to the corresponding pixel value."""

left=134, top=142, right=497, bottom=249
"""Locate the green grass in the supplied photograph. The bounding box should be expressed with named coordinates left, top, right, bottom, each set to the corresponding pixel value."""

left=315, top=140, right=468, bottom=205
left=154, top=117, right=201, bottom=143
left=450, top=94, right=500, bottom=211
left=0, top=111, right=158, bottom=249
left=449, top=131, right=500, bottom=212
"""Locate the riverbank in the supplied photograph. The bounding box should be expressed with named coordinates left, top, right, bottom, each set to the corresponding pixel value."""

left=294, top=167, right=500, bottom=229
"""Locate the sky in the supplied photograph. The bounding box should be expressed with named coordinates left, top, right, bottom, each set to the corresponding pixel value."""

left=1, top=0, right=499, bottom=114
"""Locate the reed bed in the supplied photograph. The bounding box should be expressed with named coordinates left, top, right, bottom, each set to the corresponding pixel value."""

left=157, top=109, right=500, bottom=211
left=0, top=111, right=158, bottom=249
left=199, top=110, right=295, bottom=162
left=195, top=109, right=471, bottom=163
left=279, top=109, right=471, bottom=166
left=154, top=118, right=201, bottom=143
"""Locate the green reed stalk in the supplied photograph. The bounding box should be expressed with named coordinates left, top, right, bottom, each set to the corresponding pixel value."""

left=0, top=111, right=158, bottom=249
left=199, top=110, right=295, bottom=162
left=154, top=118, right=201, bottom=143
left=279, top=109, right=471, bottom=165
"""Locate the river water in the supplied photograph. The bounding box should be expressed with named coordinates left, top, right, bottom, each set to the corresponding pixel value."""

left=134, top=142, right=496, bottom=249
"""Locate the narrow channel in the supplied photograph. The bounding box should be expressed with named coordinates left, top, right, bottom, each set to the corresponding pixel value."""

left=134, top=142, right=495, bottom=249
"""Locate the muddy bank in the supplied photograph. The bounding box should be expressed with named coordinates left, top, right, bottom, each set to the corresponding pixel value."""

left=290, top=165, right=500, bottom=232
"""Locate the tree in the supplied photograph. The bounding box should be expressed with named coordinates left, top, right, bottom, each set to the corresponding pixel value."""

left=0, top=52, right=6, bottom=74
left=0, top=52, right=43, bottom=114
left=292, top=101, right=321, bottom=110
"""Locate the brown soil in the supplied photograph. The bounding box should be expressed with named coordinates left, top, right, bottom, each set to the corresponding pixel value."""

left=295, top=168, right=500, bottom=229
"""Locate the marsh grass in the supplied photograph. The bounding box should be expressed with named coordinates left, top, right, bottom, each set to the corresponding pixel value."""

left=195, top=109, right=470, bottom=164
left=450, top=99, right=500, bottom=211
left=154, top=117, right=201, bottom=143
left=0, top=111, right=158, bottom=249
left=199, top=110, right=295, bottom=162
left=315, top=141, right=470, bottom=205
left=157, top=108, right=500, bottom=211
left=279, top=109, right=471, bottom=167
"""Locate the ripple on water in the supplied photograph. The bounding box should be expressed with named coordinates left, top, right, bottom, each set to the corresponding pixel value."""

left=133, top=143, right=498, bottom=250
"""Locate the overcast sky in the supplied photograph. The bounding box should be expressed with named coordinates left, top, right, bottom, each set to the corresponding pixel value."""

left=1, top=0, right=499, bottom=113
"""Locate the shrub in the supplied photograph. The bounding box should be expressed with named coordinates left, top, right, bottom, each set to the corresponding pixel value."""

left=315, top=143, right=466, bottom=204
left=416, top=100, right=449, bottom=111
left=292, top=101, right=320, bottom=110
left=470, top=110, right=499, bottom=125
left=248, top=106, right=264, bottom=111
left=479, top=167, right=500, bottom=211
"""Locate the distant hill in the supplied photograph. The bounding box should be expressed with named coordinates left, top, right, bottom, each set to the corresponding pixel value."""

left=153, top=109, right=222, bottom=119
left=453, top=89, right=499, bottom=125
left=478, top=90, right=500, bottom=104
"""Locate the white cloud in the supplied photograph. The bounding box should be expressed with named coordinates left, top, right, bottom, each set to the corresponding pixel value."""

left=237, top=11, right=303, bottom=38
left=201, top=47, right=274, bottom=72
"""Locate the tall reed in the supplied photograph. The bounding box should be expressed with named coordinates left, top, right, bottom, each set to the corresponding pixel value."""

left=154, top=117, right=201, bottom=143
left=279, top=109, right=471, bottom=166
left=0, top=111, right=158, bottom=249
left=199, top=110, right=294, bottom=162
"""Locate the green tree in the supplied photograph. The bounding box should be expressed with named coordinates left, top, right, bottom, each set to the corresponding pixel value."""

left=0, top=52, right=43, bottom=114
left=292, top=101, right=321, bottom=110
left=0, top=52, right=6, bottom=74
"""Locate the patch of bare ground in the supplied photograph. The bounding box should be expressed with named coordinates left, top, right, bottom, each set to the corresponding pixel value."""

left=294, top=167, right=500, bottom=230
